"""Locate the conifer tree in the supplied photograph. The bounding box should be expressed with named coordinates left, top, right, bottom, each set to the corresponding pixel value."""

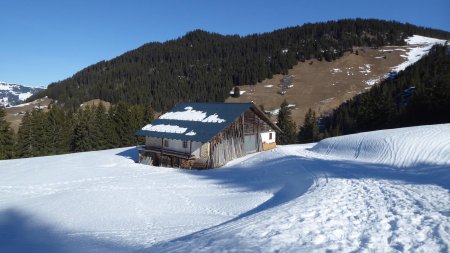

left=233, top=86, right=240, bottom=98
left=94, top=103, right=113, bottom=149
left=276, top=100, right=297, bottom=144
left=298, top=108, right=320, bottom=143
left=71, top=106, right=100, bottom=152
left=16, top=112, right=35, bottom=157
left=111, top=102, right=134, bottom=147
left=46, top=105, right=72, bottom=154
left=0, top=108, right=14, bottom=159
left=143, top=105, right=155, bottom=124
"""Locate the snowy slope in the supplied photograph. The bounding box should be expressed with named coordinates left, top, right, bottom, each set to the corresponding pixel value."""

left=0, top=81, right=43, bottom=107
left=1, top=124, right=450, bottom=252
left=311, top=124, right=450, bottom=168
left=390, top=35, right=447, bottom=74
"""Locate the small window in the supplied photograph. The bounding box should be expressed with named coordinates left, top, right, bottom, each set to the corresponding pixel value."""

left=269, top=133, right=273, bottom=140
left=164, top=140, right=169, bottom=147
left=183, top=140, right=188, bottom=148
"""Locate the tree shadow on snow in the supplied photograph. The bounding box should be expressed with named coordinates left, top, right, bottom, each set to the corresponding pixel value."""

left=0, top=208, right=134, bottom=253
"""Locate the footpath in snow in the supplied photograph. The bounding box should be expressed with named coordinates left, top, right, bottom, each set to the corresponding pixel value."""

left=0, top=124, right=449, bottom=252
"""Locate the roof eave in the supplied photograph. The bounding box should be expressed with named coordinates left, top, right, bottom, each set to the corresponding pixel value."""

left=249, top=104, right=282, bottom=132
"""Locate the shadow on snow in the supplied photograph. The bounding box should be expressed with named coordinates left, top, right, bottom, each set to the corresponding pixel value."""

left=0, top=208, right=134, bottom=253
left=138, top=146, right=450, bottom=252
left=115, top=147, right=139, bottom=162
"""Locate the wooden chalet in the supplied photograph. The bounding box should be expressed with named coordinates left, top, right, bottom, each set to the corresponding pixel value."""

left=135, top=102, right=280, bottom=169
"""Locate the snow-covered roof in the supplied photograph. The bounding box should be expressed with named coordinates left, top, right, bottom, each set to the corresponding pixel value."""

left=136, top=102, right=279, bottom=142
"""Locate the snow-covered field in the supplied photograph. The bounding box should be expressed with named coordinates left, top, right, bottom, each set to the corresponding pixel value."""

left=1, top=124, right=450, bottom=252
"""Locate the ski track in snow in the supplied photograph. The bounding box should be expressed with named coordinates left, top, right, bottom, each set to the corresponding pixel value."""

left=1, top=124, right=450, bottom=252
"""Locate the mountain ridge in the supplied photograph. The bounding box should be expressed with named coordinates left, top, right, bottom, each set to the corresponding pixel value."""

left=0, top=81, right=43, bottom=107
left=28, top=19, right=450, bottom=111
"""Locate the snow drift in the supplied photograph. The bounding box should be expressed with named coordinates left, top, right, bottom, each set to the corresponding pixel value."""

left=311, top=124, right=450, bottom=168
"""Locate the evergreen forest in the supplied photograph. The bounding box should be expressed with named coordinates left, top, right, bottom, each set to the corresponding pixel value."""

left=320, top=44, right=450, bottom=137
left=28, top=19, right=450, bottom=112
left=0, top=103, right=153, bottom=159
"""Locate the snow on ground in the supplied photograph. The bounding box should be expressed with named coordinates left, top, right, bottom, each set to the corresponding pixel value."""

left=265, top=108, right=280, bottom=115
left=365, top=78, right=380, bottom=86
left=1, top=124, right=450, bottom=252
left=330, top=68, right=343, bottom=74
left=366, top=35, right=446, bottom=87
left=265, top=104, right=295, bottom=115
left=311, top=124, right=450, bottom=168
left=391, top=35, right=446, bottom=74
left=17, top=91, right=33, bottom=101
left=229, top=90, right=246, bottom=95
left=359, top=64, right=371, bottom=75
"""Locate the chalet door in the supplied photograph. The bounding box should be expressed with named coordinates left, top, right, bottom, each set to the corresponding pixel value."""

left=244, top=134, right=257, bottom=154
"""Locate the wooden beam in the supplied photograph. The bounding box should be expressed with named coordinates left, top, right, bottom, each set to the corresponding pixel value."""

left=161, top=138, right=164, bottom=166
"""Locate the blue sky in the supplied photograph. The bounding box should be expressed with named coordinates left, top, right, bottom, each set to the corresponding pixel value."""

left=1, top=0, right=449, bottom=87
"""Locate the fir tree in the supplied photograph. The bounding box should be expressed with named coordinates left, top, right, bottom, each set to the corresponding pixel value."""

left=0, top=108, right=14, bottom=159
left=46, top=105, right=72, bottom=154
left=276, top=100, right=297, bottom=144
left=71, top=106, right=100, bottom=152
left=16, top=112, right=35, bottom=157
left=233, top=86, right=240, bottom=98
left=111, top=102, right=134, bottom=147
left=298, top=108, right=320, bottom=143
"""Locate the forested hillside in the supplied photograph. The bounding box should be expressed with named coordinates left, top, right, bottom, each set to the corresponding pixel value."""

left=29, top=19, right=450, bottom=111
left=321, top=45, right=450, bottom=136
left=0, top=103, right=153, bottom=159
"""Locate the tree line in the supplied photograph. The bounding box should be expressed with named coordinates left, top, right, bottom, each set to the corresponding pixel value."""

left=0, top=103, right=154, bottom=159
left=276, top=44, right=450, bottom=144
left=28, top=19, right=450, bottom=112
left=321, top=44, right=450, bottom=136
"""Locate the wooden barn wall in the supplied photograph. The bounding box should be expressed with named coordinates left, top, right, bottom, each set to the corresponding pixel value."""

left=243, top=109, right=271, bottom=135
left=209, top=115, right=245, bottom=168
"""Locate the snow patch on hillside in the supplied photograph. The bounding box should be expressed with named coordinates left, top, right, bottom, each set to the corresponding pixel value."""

left=0, top=81, right=43, bottom=107
left=391, top=35, right=447, bottom=74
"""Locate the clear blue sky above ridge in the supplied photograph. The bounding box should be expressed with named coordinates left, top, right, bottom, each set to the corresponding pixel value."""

left=1, top=0, right=449, bottom=87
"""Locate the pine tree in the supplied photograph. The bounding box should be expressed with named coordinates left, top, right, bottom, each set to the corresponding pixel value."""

left=233, top=86, right=240, bottom=98
left=94, top=103, right=112, bottom=149
left=276, top=100, right=297, bottom=144
left=0, top=108, right=14, bottom=159
left=111, top=102, right=134, bottom=147
left=143, top=105, right=155, bottom=124
left=16, top=112, right=35, bottom=157
left=298, top=108, right=320, bottom=143
left=46, top=105, right=71, bottom=154
left=71, top=106, right=100, bottom=152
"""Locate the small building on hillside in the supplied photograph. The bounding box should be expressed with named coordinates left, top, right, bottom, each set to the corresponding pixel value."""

left=136, top=102, right=280, bottom=169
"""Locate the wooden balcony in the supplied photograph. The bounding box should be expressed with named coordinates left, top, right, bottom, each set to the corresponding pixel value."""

left=137, top=146, right=194, bottom=159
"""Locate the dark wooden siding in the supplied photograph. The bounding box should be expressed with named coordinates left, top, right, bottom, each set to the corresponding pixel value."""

left=244, top=109, right=271, bottom=135
left=209, top=115, right=245, bottom=167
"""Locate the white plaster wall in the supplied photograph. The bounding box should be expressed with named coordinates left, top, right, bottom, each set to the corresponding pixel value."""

left=260, top=131, right=276, bottom=144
